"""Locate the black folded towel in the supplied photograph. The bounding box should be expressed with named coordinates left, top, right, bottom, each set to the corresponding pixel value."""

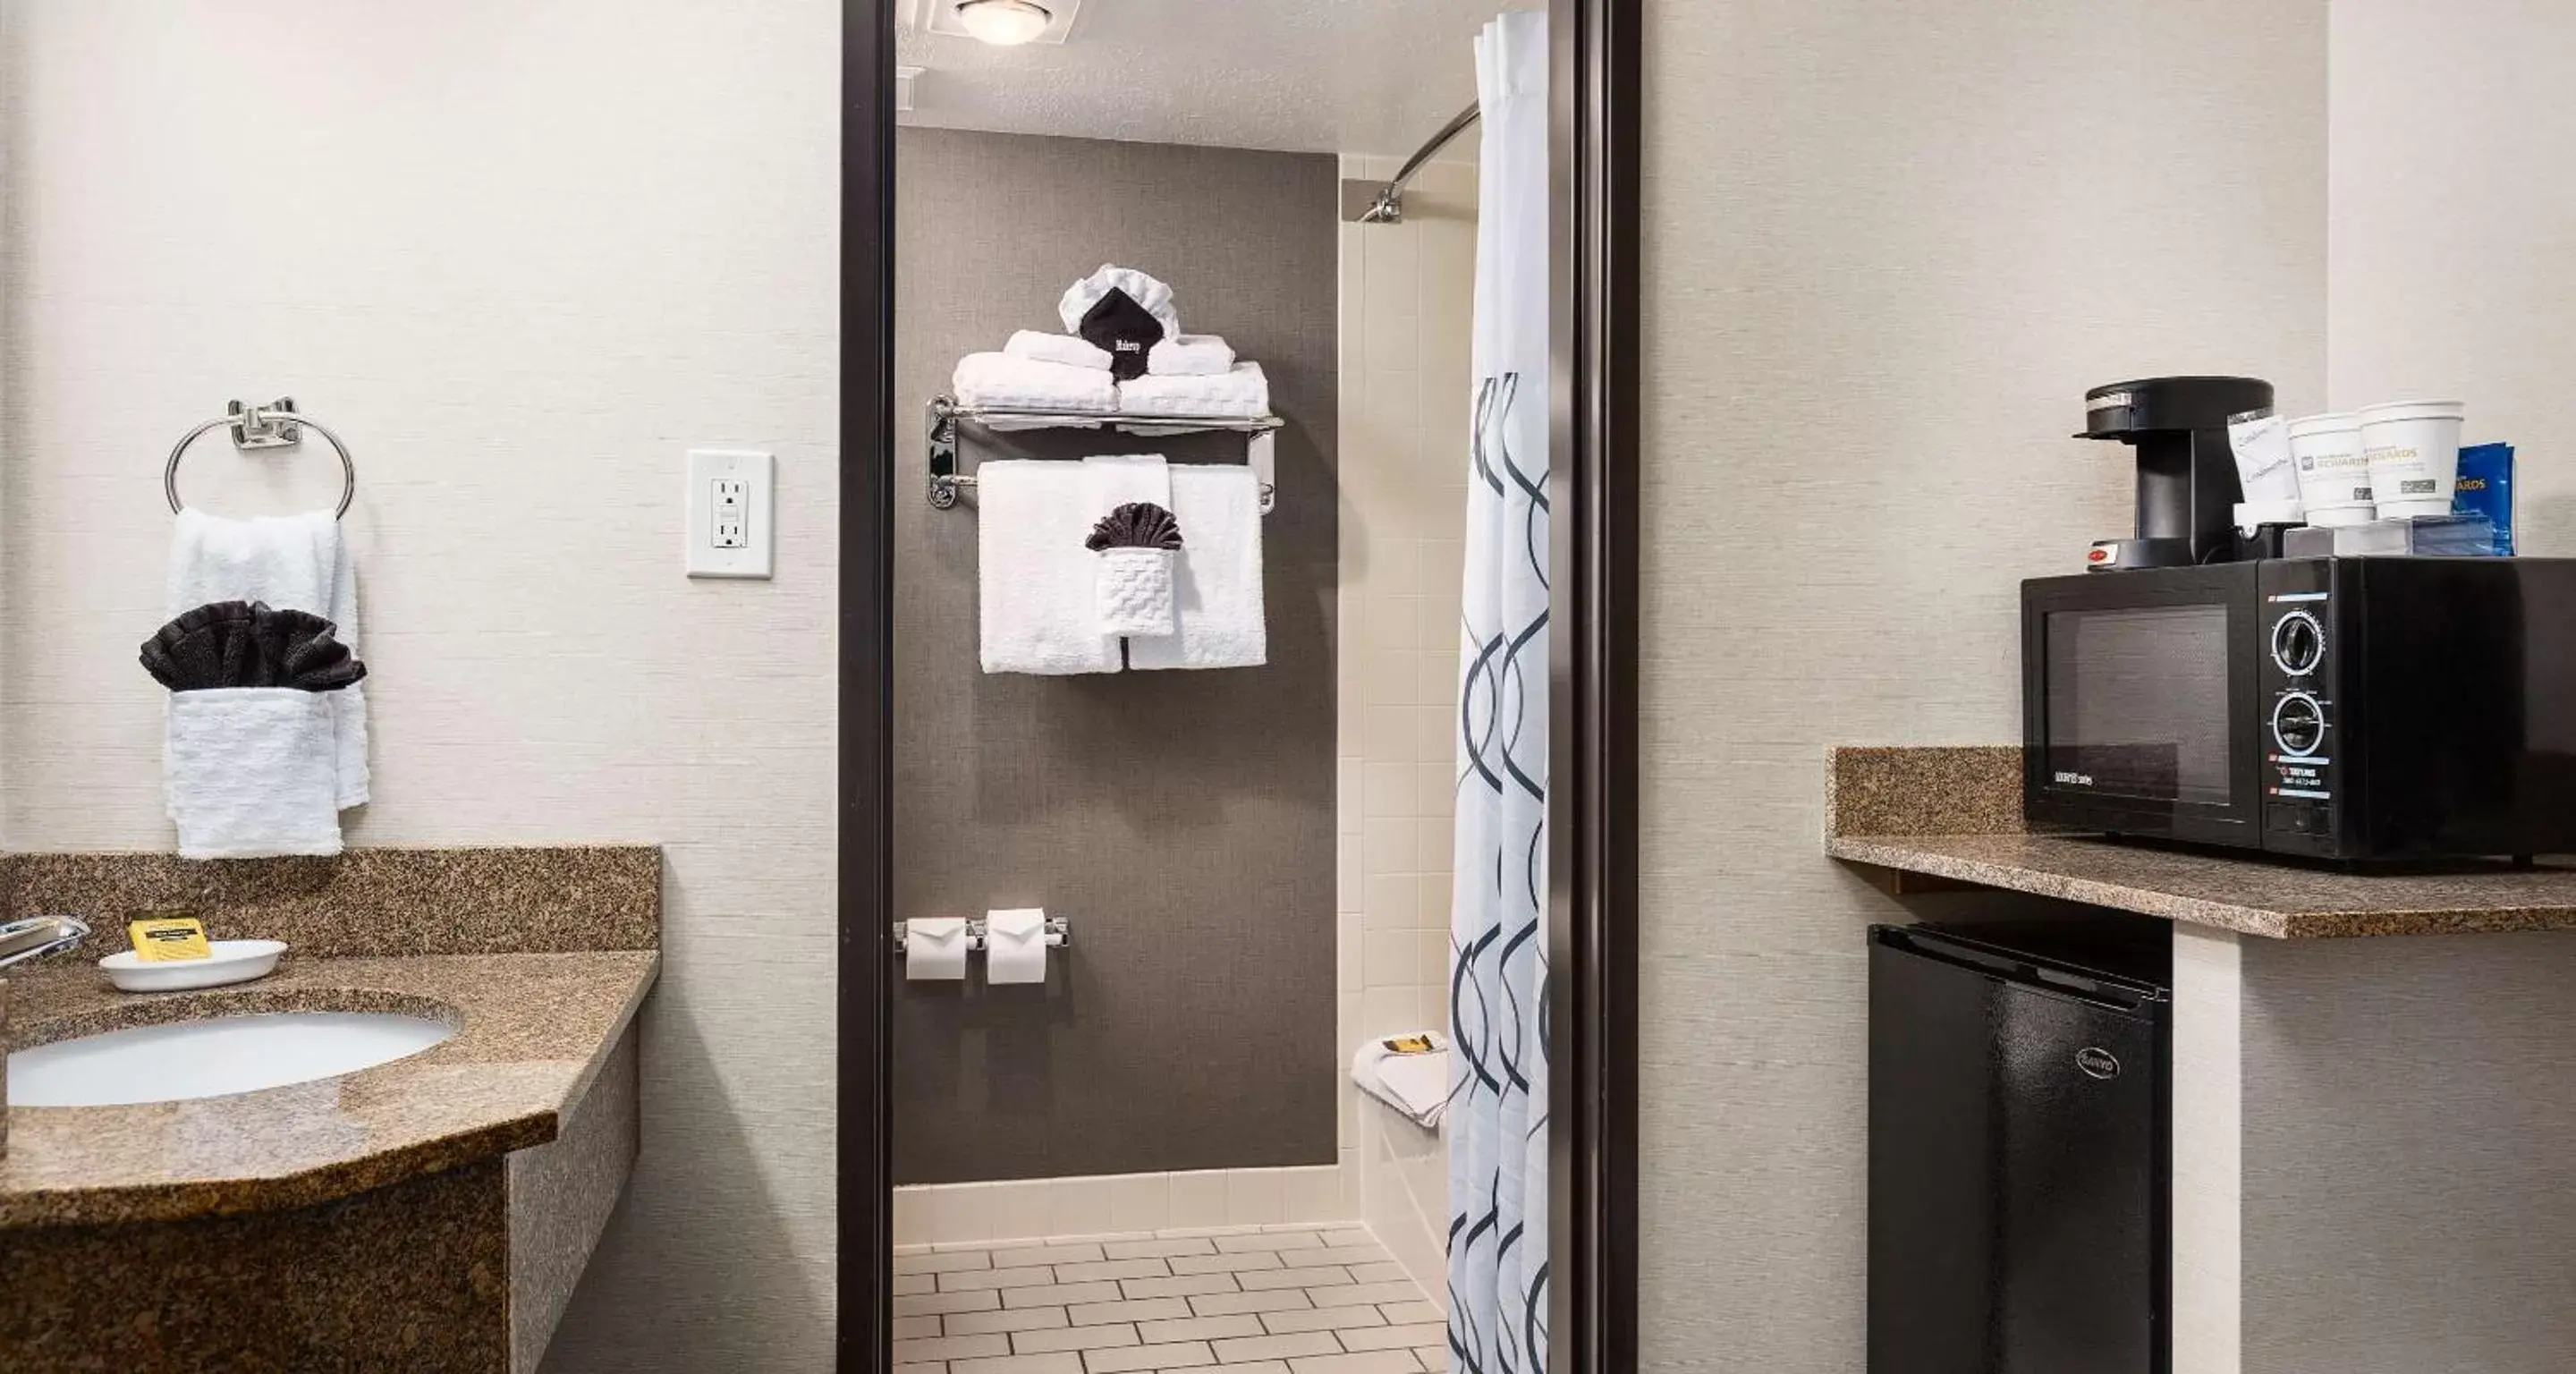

left=1077, top=287, right=1167, bottom=380
left=1086, top=502, right=1185, bottom=551
left=141, top=600, right=368, bottom=693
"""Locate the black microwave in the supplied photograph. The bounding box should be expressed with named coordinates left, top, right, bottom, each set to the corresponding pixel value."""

left=2023, top=557, right=2576, bottom=861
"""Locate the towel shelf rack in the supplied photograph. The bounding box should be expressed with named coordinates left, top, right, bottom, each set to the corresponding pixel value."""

left=927, top=394, right=1281, bottom=515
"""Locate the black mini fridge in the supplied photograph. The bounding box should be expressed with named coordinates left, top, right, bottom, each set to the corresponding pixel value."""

left=1868, top=925, right=2170, bottom=1374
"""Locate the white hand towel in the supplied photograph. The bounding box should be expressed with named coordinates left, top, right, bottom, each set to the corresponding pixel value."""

left=1057, top=264, right=1182, bottom=341
left=166, top=509, right=369, bottom=810
left=165, top=689, right=343, bottom=859
left=1118, top=361, right=1271, bottom=419
left=979, top=460, right=1123, bottom=674
left=1005, top=330, right=1114, bottom=372
left=1083, top=455, right=1178, bottom=637
left=1350, top=1031, right=1453, bottom=1130
left=1146, top=334, right=1236, bottom=377
left=1129, top=464, right=1267, bottom=671
left=953, top=352, right=1119, bottom=413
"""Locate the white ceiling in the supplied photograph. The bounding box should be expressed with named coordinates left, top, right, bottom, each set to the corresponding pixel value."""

left=895, top=0, right=1515, bottom=159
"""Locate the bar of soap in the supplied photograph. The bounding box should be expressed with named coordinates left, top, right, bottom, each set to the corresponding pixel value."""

left=127, top=917, right=212, bottom=963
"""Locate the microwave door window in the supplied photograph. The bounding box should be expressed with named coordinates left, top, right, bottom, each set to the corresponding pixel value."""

left=2046, top=606, right=2234, bottom=806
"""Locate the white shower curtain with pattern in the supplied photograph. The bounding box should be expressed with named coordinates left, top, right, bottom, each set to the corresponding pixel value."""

left=1448, top=11, right=1549, bottom=1374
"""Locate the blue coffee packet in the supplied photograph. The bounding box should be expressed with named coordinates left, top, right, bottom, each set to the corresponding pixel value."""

left=2453, top=443, right=2515, bottom=555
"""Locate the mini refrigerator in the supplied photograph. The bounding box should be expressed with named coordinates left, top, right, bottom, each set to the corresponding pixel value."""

left=1868, top=924, right=2171, bottom=1373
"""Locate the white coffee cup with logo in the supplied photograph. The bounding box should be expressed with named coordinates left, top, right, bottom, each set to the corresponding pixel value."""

left=2287, top=412, right=2374, bottom=527
left=2358, top=399, right=2467, bottom=519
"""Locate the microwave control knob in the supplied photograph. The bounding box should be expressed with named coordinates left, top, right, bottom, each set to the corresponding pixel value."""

left=2273, top=691, right=2327, bottom=757
left=2272, top=610, right=2324, bottom=675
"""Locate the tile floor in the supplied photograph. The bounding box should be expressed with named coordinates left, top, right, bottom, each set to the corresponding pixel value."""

left=893, top=1225, right=1445, bottom=1374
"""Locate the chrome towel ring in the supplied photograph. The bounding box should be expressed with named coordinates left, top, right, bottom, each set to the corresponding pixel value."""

left=165, top=398, right=357, bottom=519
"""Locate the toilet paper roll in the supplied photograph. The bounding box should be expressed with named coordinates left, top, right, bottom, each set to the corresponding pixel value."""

left=985, top=908, right=1048, bottom=986
left=905, top=917, right=970, bottom=980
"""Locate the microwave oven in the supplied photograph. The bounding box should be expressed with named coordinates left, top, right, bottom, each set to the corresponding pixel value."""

left=2022, top=557, right=2576, bottom=861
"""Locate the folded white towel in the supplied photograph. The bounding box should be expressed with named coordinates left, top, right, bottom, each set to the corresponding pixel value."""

left=1119, top=361, right=1271, bottom=420
left=1351, top=1030, right=1453, bottom=1130
left=1005, top=330, right=1114, bottom=372
left=166, top=689, right=344, bottom=859
left=1130, top=464, right=1267, bottom=671
left=167, top=509, right=369, bottom=811
left=1147, top=334, right=1237, bottom=377
left=953, top=352, right=1118, bottom=413
left=1058, top=264, right=1182, bottom=341
left=1082, top=455, right=1177, bottom=638
left=979, top=460, right=1124, bottom=674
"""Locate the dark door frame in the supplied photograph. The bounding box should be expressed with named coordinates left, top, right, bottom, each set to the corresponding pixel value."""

left=839, top=2, right=1639, bottom=1369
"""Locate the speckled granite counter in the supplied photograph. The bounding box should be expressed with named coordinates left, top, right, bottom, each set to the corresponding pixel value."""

left=1826, top=746, right=2576, bottom=938
left=0, top=949, right=655, bottom=1228
left=0, top=844, right=658, bottom=1373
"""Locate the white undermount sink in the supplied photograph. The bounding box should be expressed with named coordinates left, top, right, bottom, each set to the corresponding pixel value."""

left=7, top=1011, right=455, bottom=1107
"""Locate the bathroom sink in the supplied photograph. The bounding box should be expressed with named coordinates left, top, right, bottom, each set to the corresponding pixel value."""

left=7, top=1011, right=454, bottom=1107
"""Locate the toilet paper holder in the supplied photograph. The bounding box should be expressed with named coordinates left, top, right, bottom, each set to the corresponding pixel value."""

left=892, top=916, right=1071, bottom=955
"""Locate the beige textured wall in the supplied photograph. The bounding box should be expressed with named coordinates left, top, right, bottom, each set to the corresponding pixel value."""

left=2326, top=0, right=2574, bottom=552
left=1336, top=151, right=1477, bottom=1289
left=1634, top=3, right=2326, bottom=1368
left=0, top=4, right=838, bottom=1371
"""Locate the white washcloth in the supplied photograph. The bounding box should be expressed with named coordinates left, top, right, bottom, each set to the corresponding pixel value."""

left=167, top=509, right=369, bottom=810
left=1005, top=330, right=1114, bottom=372
left=953, top=352, right=1118, bottom=413
left=1119, top=361, right=1271, bottom=419
left=1130, top=464, right=1267, bottom=671
left=1147, top=335, right=1236, bottom=377
left=166, top=689, right=343, bottom=859
left=979, top=461, right=1123, bottom=674
left=1057, top=264, right=1182, bottom=341
left=1083, top=453, right=1172, bottom=510
left=1351, top=1031, right=1453, bottom=1130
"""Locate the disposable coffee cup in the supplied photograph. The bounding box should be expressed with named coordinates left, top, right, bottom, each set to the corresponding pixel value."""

left=2358, top=399, right=2466, bottom=519
left=2287, top=412, right=2373, bottom=528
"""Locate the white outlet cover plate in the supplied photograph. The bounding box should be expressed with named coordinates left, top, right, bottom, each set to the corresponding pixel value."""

left=686, top=449, right=775, bottom=580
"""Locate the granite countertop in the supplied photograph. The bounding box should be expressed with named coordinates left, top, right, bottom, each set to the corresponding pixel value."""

left=0, top=949, right=657, bottom=1229
left=1826, top=746, right=2576, bottom=938
left=1827, top=830, right=2576, bottom=939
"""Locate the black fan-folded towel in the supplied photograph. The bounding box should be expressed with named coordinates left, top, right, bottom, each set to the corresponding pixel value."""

left=140, top=600, right=368, bottom=693
left=1076, top=287, right=1169, bottom=380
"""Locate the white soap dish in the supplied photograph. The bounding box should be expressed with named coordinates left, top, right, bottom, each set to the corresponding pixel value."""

left=100, top=939, right=289, bottom=993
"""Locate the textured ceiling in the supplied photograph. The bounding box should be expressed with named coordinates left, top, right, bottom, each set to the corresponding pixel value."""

left=896, top=0, right=1520, bottom=157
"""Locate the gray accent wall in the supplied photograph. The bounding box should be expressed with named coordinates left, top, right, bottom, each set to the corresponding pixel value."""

left=892, top=128, right=1339, bottom=1184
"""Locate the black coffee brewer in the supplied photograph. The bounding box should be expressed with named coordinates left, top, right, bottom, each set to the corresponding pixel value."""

left=2078, top=375, right=2274, bottom=570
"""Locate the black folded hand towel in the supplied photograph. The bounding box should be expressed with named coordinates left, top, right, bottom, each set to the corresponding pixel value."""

left=1077, top=287, right=1167, bottom=381
left=141, top=600, right=368, bottom=693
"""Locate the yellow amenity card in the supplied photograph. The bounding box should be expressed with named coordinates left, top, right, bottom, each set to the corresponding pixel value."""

left=128, top=917, right=212, bottom=962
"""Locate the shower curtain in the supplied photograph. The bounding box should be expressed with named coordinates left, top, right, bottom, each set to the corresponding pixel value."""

left=1449, top=11, right=1549, bottom=1374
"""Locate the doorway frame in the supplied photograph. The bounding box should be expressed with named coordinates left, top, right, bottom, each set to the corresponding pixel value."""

left=840, top=2, right=1640, bottom=1369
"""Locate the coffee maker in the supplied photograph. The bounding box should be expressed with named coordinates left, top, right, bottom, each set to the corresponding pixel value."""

left=2077, top=375, right=2273, bottom=570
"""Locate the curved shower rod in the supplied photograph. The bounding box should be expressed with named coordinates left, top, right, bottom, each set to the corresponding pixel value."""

left=1351, top=102, right=1481, bottom=225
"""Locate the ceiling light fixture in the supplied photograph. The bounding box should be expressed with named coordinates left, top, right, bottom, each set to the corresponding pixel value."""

left=954, top=0, right=1052, bottom=47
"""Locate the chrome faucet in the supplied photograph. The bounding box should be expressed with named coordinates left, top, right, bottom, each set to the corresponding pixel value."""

left=0, top=915, right=90, bottom=971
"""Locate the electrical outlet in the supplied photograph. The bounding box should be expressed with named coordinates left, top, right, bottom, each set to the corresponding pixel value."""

left=687, top=450, right=774, bottom=579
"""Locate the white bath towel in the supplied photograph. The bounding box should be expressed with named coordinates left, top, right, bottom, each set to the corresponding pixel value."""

left=1147, top=334, right=1236, bottom=377
left=1351, top=1030, right=1453, bottom=1130
left=1057, top=264, right=1182, bottom=341
left=167, top=509, right=369, bottom=810
left=1083, top=453, right=1172, bottom=510
left=1118, top=361, right=1271, bottom=420
left=979, top=460, right=1123, bottom=674
left=1005, top=330, right=1114, bottom=372
left=953, top=352, right=1118, bottom=413
left=166, top=689, right=344, bottom=859
left=1129, top=464, right=1267, bottom=671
